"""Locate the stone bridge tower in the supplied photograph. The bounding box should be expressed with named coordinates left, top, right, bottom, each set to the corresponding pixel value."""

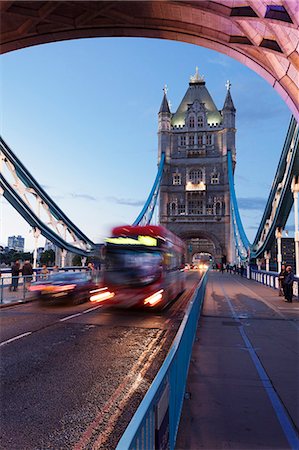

left=158, top=69, right=236, bottom=264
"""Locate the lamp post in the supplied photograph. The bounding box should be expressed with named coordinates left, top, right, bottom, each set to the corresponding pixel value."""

left=275, top=227, right=283, bottom=273
left=291, top=176, right=299, bottom=276
left=264, top=251, right=271, bottom=272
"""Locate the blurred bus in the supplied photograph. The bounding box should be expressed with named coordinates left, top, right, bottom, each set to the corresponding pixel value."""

left=91, top=225, right=185, bottom=309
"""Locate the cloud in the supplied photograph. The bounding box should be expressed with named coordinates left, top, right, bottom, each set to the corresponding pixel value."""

left=106, top=196, right=145, bottom=207
left=237, top=197, right=267, bottom=210
left=69, top=193, right=97, bottom=201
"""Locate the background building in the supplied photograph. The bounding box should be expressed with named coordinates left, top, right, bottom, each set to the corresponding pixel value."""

left=159, top=70, right=235, bottom=264
left=7, top=235, right=25, bottom=252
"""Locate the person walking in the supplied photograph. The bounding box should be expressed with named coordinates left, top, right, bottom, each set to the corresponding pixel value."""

left=10, top=260, right=20, bottom=291
left=283, top=265, right=294, bottom=303
left=22, top=260, right=33, bottom=290
left=278, top=264, right=286, bottom=297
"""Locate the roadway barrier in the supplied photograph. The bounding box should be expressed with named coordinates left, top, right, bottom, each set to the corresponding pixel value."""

left=0, top=267, right=98, bottom=304
left=249, top=269, right=299, bottom=299
left=116, top=270, right=208, bottom=450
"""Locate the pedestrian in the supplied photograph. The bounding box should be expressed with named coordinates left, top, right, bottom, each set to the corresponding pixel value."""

left=52, top=265, right=59, bottom=273
left=40, top=264, right=49, bottom=280
left=22, top=260, right=33, bottom=290
left=283, top=265, right=294, bottom=303
left=278, top=264, right=286, bottom=297
left=10, top=260, right=20, bottom=291
left=240, top=265, right=245, bottom=277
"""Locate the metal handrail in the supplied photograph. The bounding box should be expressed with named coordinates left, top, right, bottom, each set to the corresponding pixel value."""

left=116, top=270, right=208, bottom=450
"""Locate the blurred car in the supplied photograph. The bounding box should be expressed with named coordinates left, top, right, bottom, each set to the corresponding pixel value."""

left=29, top=272, right=97, bottom=305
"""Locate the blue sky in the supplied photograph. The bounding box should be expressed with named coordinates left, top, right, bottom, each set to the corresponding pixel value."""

left=0, top=37, right=293, bottom=251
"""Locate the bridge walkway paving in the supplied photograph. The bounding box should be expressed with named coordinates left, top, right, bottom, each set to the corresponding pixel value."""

left=176, top=271, right=299, bottom=450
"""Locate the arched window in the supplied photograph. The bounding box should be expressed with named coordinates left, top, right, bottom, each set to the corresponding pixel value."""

left=215, top=202, right=221, bottom=215
left=189, top=169, right=203, bottom=184
left=198, top=134, right=203, bottom=145
left=168, top=202, right=176, bottom=216
left=188, top=116, right=195, bottom=128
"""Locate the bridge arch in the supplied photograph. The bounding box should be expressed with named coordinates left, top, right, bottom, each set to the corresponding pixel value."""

left=1, top=1, right=298, bottom=120
left=178, top=229, right=225, bottom=264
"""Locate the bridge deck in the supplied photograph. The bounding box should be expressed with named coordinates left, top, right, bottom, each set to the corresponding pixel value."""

left=176, top=271, right=299, bottom=450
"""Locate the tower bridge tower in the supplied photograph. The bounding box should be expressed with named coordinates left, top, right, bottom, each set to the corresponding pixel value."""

left=158, top=69, right=236, bottom=264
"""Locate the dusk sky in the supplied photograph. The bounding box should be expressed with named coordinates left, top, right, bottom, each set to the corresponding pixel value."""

left=1, top=37, right=293, bottom=251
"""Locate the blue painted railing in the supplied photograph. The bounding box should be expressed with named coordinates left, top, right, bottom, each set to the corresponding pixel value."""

left=227, top=150, right=251, bottom=261
left=133, top=152, right=165, bottom=226
left=116, top=270, right=208, bottom=450
left=249, top=268, right=299, bottom=299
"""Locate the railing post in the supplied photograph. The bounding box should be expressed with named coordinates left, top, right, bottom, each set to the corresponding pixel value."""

left=275, top=227, right=283, bottom=273
left=0, top=277, right=3, bottom=304
left=33, top=227, right=41, bottom=269
left=61, top=249, right=67, bottom=268
left=264, top=251, right=271, bottom=272
left=256, top=258, right=262, bottom=271
left=291, top=176, right=299, bottom=276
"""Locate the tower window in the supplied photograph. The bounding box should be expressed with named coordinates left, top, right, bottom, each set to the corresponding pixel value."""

left=187, top=193, right=203, bottom=215
left=198, top=116, right=204, bottom=128
left=168, top=202, right=177, bottom=216
left=173, top=173, right=181, bottom=185
left=188, top=116, right=195, bottom=128
left=206, top=134, right=213, bottom=145
left=215, top=202, right=222, bottom=215
left=179, top=135, right=186, bottom=146
left=189, top=134, right=195, bottom=146
left=189, top=169, right=203, bottom=184
left=178, top=204, right=186, bottom=215
left=211, top=173, right=219, bottom=184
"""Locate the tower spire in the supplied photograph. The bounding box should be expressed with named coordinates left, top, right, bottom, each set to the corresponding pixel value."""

left=223, top=81, right=235, bottom=111
left=159, top=85, right=171, bottom=113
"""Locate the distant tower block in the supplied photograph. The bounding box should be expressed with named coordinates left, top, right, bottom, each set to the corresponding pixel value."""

left=158, top=70, right=236, bottom=264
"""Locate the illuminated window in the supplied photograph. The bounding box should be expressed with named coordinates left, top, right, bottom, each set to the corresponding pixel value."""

left=211, top=173, right=219, bottom=184
left=188, top=116, right=195, bottom=128
left=198, top=116, right=204, bottom=128
left=189, top=169, right=203, bottom=184
left=173, top=173, right=181, bottom=185
left=206, top=134, right=212, bottom=145
left=179, top=135, right=186, bottom=146
left=206, top=204, right=213, bottom=215
left=189, top=134, right=195, bottom=146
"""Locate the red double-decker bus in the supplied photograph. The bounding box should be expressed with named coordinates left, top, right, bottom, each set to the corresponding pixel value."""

left=91, top=225, right=185, bottom=309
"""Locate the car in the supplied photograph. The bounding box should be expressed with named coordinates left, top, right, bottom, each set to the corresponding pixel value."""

left=29, top=271, right=97, bottom=305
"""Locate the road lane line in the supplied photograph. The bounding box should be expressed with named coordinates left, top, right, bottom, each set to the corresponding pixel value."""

left=73, top=330, right=165, bottom=450
left=59, top=313, right=82, bottom=322
left=82, top=305, right=103, bottom=314
left=0, top=332, right=32, bottom=347
left=221, top=284, right=299, bottom=450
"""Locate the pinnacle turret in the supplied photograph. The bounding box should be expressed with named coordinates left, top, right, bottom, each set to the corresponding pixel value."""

left=159, top=87, right=171, bottom=114
left=223, top=81, right=236, bottom=111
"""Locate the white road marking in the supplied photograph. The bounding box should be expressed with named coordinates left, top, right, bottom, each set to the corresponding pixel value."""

left=0, top=332, right=32, bottom=347
left=59, top=313, right=82, bottom=322
left=82, top=305, right=103, bottom=314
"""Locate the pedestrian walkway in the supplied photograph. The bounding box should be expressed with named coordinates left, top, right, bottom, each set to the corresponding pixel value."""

left=176, top=271, right=299, bottom=450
